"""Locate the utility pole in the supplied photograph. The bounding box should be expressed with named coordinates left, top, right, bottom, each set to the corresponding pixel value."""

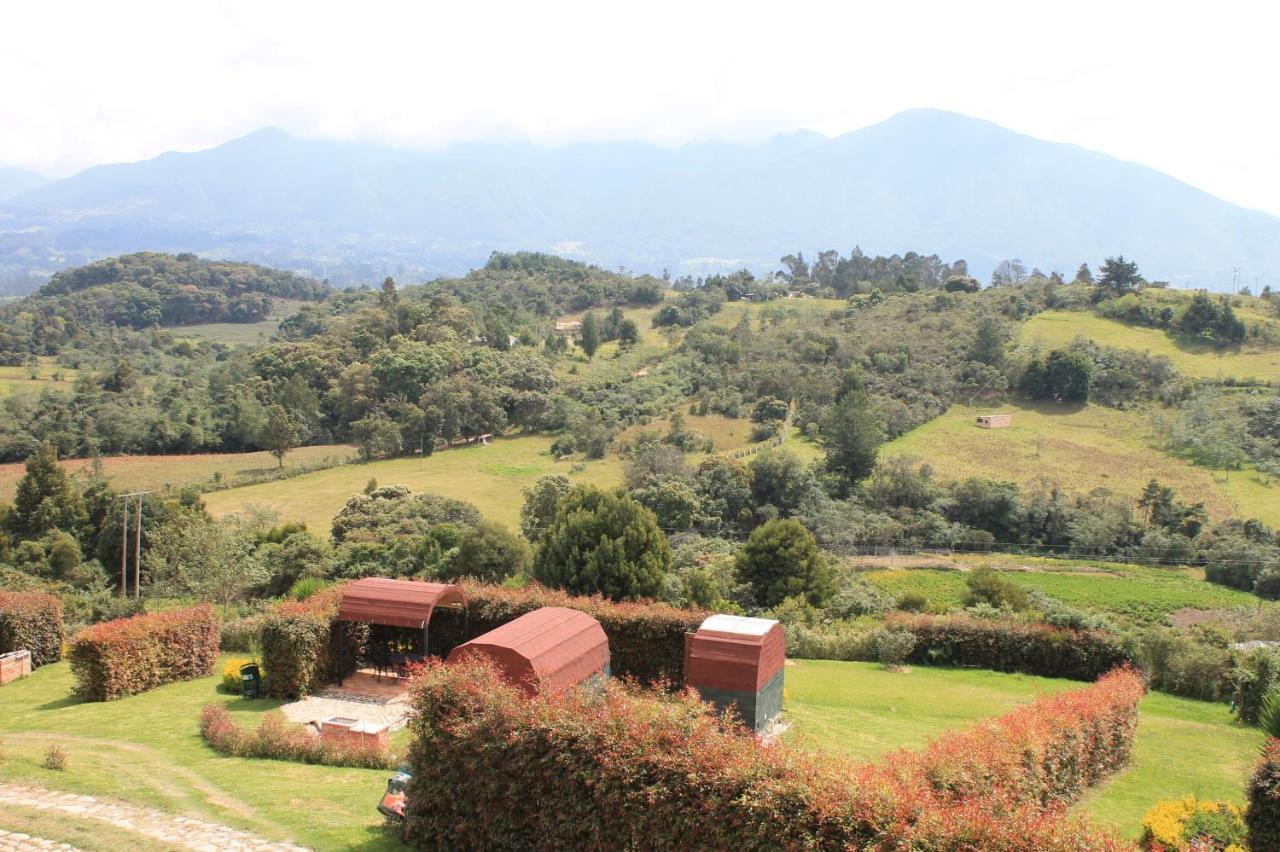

left=120, top=498, right=129, bottom=597
left=118, top=492, right=152, bottom=598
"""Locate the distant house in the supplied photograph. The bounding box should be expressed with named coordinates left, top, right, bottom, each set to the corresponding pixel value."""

left=554, top=320, right=582, bottom=334
left=975, top=413, right=1013, bottom=429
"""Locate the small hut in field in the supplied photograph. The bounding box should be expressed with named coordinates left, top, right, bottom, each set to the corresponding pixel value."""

left=975, top=413, right=1013, bottom=429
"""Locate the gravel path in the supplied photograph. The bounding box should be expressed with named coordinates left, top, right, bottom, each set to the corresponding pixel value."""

left=0, top=784, right=309, bottom=851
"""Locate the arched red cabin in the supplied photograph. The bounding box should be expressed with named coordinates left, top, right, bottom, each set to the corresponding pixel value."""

left=684, top=614, right=785, bottom=733
left=446, top=606, right=609, bottom=695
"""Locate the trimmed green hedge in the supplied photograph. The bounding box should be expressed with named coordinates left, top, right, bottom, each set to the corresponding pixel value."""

left=886, top=612, right=1136, bottom=681
left=68, top=604, right=219, bottom=700
left=259, top=585, right=364, bottom=699
left=0, top=591, right=63, bottom=667
left=403, top=659, right=1143, bottom=849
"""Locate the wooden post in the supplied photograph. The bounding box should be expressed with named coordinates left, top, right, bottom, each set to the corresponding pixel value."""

left=120, top=499, right=129, bottom=597
left=134, top=495, right=143, bottom=600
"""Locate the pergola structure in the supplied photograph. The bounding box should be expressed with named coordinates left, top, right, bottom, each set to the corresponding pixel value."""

left=336, top=578, right=468, bottom=675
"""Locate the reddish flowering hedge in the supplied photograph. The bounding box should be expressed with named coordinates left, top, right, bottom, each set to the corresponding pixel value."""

left=1248, top=737, right=1280, bottom=850
left=403, top=659, right=1142, bottom=850
left=258, top=584, right=364, bottom=699
left=199, top=703, right=394, bottom=769
left=0, top=591, right=63, bottom=667
left=68, top=604, right=219, bottom=701
left=431, top=581, right=708, bottom=684
left=886, top=612, right=1136, bottom=681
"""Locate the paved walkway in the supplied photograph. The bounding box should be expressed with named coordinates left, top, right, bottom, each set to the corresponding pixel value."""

left=0, top=784, right=310, bottom=851
left=0, top=829, right=80, bottom=850
left=279, top=686, right=411, bottom=731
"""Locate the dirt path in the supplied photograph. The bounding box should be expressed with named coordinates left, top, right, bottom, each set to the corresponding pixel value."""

left=0, top=784, right=309, bottom=851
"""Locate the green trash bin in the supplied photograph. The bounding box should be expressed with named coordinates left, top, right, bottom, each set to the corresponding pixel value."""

left=240, top=663, right=261, bottom=699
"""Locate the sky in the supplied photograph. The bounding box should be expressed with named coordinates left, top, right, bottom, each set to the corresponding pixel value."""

left=4, top=1, right=1280, bottom=215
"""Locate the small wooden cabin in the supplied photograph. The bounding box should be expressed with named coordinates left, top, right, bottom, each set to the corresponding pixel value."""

left=975, top=413, right=1013, bottom=429
left=684, top=614, right=785, bottom=733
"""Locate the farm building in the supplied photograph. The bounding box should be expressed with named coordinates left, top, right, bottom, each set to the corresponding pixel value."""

left=975, top=413, right=1013, bottom=428
left=684, top=614, right=785, bottom=733
left=446, top=606, right=609, bottom=695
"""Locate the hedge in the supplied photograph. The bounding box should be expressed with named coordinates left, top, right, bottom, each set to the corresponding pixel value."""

left=68, top=604, right=219, bottom=700
left=403, top=659, right=1141, bottom=849
left=0, top=591, right=63, bottom=667
left=1248, top=737, right=1280, bottom=850
left=199, top=703, right=394, bottom=769
left=258, top=584, right=364, bottom=699
left=886, top=612, right=1135, bottom=681
left=430, top=581, right=708, bottom=684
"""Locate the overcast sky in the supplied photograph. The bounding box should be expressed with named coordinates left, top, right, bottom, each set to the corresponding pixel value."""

left=5, top=1, right=1279, bottom=215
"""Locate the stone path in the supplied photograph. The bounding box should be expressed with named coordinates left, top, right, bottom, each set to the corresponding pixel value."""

left=0, top=829, right=80, bottom=850
left=0, top=784, right=310, bottom=851
left=279, top=687, right=411, bottom=731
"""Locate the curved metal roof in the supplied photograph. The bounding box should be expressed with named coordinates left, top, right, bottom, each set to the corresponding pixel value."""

left=336, top=577, right=467, bottom=628
left=446, top=607, right=609, bottom=695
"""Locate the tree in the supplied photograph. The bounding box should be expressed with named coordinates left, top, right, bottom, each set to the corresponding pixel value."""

left=261, top=404, right=302, bottom=469
left=578, top=311, right=601, bottom=358
left=9, top=442, right=83, bottom=540
left=1043, top=350, right=1092, bottom=402
left=821, top=391, right=883, bottom=487
left=1074, top=263, right=1094, bottom=284
left=350, top=411, right=403, bottom=461
left=734, top=519, right=832, bottom=608
left=146, top=512, right=267, bottom=615
left=1093, top=256, right=1142, bottom=300
left=748, top=449, right=808, bottom=516
left=969, top=315, right=1005, bottom=366
left=990, top=259, right=1027, bottom=287
left=962, top=567, right=1032, bottom=611
left=447, top=520, right=532, bottom=583
left=519, top=474, right=572, bottom=542
left=617, top=318, right=639, bottom=346
left=531, top=486, right=671, bottom=601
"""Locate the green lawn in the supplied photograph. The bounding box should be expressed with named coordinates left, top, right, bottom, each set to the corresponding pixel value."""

left=785, top=659, right=1261, bottom=840
left=0, top=358, right=79, bottom=398
left=202, top=434, right=624, bottom=533
left=882, top=400, right=1280, bottom=526
left=1019, top=309, right=1280, bottom=382
left=862, top=563, right=1261, bottom=625
left=0, top=660, right=400, bottom=850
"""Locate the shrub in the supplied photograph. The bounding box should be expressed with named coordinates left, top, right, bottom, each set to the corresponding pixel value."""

left=873, top=628, right=916, bottom=669
left=962, top=566, right=1033, bottom=611
left=258, top=584, right=359, bottom=700
left=0, top=591, right=63, bottom=667
left=1233, top=646, right=1280, bottom=724
left=1248, top=738, right=1280, bottom=851
left=199, top=704, right=394, bottom=769
left=430, top=581, right=707, bottom=684
left=68, top=604, right=219, bottom=701
left=897, top=591, right=929, bottom=612
left=1143, top=796, right=1246, bottom=851
left=734, top=518, right=833, bottom=608
left=222, top=656, right=254, bottom=694
left=885, top=612, right=1135, bottom=681
left=220, top=614, right=266, bottom=652
left=42, top=743, right=67, bottom=771
left=287, top=576, right=328, bottom=601
left=403, top=659, right=1142, bottom=850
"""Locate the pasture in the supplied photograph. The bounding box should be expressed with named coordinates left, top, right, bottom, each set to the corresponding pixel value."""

left=0, top=357, right=78, bottom=397
left=0, top=444, right=356, bottom=504
left=1019, top=309, right=1280, bottom=381
left=882, top=400, right=1280, bottom=526
left=178, top=299, right=308, bottom=346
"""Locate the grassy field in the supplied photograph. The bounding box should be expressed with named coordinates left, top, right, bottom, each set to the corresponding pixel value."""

left=1019, top=309, right=1280, bottom=381
left=861, top=562, right=1260, bottom=624
left=202, top=434, right=623, bottom=533
left=883, top=400, right=1280, bottom=526
left=0, top=444, right=356, bottom=504
left=0, top=357, right=79, bottom=397
left=710, top=296, right=846, bottom=330
left=178, top=299, right=307, bottom=346
left=0, top=659, right=400, bottom=850
left=785, top=659, right=1262, bottom=840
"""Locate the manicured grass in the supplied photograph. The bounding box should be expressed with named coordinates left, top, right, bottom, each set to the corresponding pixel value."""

left=785, top=659, right=1262, bottom=839
left=0, top=444, right=356, bottom=504
left=1019, top=309, right=1280, bottom=381
left=883, top=400, right=1280, bottom=526
left=861, top=561, right=1262, bottom=625
left=203, top=434, right=623, bottom=533
left=1079, top=691, right=1261, bottom=838
left=0, top=660, right=401, bottom=850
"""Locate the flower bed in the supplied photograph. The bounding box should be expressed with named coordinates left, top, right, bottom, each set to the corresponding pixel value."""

left=1142, top=796, right=1246, bottom=851
left=199, top=704, right=394, bottom=769
left=402, top=658, right=1143, bottom=849
left=68, top=604, right=219, bottom=700
left=0, top=591, right=63, bottom=668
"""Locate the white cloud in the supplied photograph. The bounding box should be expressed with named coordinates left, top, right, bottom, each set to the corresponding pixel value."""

left=3, top=0, right=1279, bottom=214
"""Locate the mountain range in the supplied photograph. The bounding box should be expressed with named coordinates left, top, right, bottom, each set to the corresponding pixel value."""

left=2, top=109, right=1278, bottom=293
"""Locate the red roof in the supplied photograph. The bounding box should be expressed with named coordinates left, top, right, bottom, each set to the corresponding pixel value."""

left=446, top=607, right=609, bottom=695
left=685, top=615, right=785, bottom=693
left=336, top=578, right=467, bottom=629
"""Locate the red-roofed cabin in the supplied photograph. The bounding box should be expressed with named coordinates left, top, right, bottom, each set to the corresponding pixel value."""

left=446, top=607, right=609, bottom=696
left=684, top=614, right=785, bottom=733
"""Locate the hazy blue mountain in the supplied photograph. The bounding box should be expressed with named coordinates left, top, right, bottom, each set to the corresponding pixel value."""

left=3, top=110, right=1278, bottom=291
left=0, top=167, right=47, bottom=202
